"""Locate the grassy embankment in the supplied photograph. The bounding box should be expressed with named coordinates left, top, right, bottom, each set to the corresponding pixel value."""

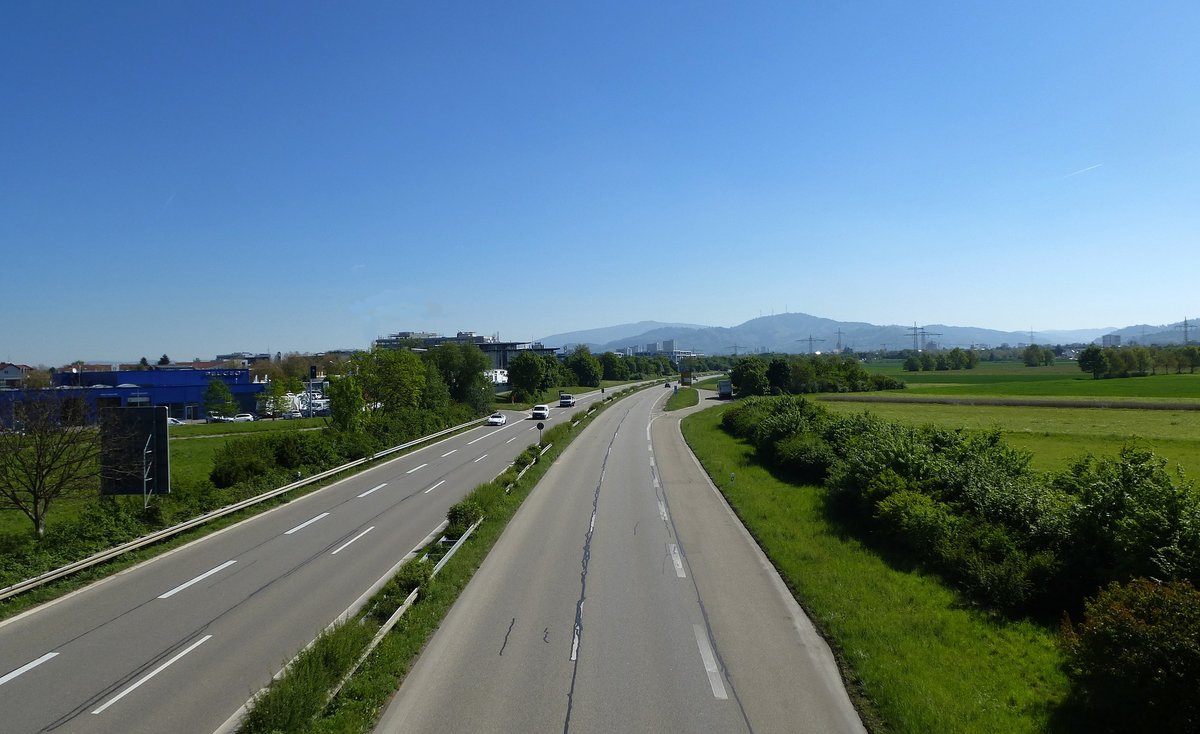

left=681, top=406, right=1070, bottom=733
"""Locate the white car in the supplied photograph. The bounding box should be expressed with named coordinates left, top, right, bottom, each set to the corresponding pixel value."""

left=531, top=405, right=550, bottom=420
left=166, top=417, right=184, bottom=426
left=232, top=413, right=256, bottom=422
left=486, top=412, right=507, bottom=426
left=559, top=393, right=576, bottom=407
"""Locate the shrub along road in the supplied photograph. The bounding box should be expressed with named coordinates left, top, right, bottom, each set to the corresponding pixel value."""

left=374, top=388, right=863, bottom=733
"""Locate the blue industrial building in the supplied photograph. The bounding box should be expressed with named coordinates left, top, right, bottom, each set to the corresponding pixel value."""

left=0, top=368, right=263, bottom=426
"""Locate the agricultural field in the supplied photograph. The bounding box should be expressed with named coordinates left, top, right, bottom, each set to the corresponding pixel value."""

left=870, top=359, right=1200, bottom=402
left=825, top=360, right=1200, bottom=474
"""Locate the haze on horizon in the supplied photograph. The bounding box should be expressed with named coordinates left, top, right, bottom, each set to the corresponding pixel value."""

left=4, top=3, right=1198, bottom=367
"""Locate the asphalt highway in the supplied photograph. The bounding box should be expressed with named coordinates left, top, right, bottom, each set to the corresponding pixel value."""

left=375, top=387, right=864, bottom=733
left=0, top=394, right=602, bottom=734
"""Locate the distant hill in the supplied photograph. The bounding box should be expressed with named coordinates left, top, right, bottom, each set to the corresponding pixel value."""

left=540, top=321, right=712, bottom=349
left=540, top=312, right=1160, bottom=356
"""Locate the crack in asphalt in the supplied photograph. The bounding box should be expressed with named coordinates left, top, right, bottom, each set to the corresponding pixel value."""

left=499, top=617, right=515, bottom=656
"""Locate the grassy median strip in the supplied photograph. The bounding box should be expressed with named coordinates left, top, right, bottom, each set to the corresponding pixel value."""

left=238, top=387, right=647, bottom=733
left=680, top=405, right=1071, bottom=734
left=664, top=386, right=699, bottom=411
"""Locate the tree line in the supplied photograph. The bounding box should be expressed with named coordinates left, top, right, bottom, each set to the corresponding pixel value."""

left=730, top=353, right=906, bottom=396
left=902, top=347, right=981, bottom=371
left=1077, top=344, right=1200, bottom=378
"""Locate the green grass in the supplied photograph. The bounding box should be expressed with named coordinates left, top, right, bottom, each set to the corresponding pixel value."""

left=869, top=360, right=1200, bottom=401
left=664, top=386, right=699, bottom=411
left=819, top=400, right=1200, bottom=475
left=0, top=418, right=329, bottom=538
left=681, top=406, right=1071, bottom=733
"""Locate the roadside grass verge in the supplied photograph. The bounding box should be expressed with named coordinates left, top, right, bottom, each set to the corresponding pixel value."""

left=818, top=399, right=1200, bottom=475
left=238, top=387, right=647, bottom=733
left=664, top=386, right=699, bottom=411
left=681, top=405, right=1071, bottom=734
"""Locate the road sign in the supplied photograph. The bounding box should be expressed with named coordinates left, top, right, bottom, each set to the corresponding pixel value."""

left=100, top=406, right=170, bottom=498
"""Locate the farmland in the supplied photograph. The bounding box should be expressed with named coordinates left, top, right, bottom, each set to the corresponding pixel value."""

left=822, top=360, right=1200, bottom=474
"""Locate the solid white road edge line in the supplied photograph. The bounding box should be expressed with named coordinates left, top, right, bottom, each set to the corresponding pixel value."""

left=357, top=483, right=387, bottom=498
left=692, top=624, right=728, bottom=700
left=0, top=652, right=58, bottom=686
left=423, top=480, right=446, bottom=495
left=158, top=560, right=237, bottom=599
left=91, top=635, right=212, bottom=714
left=285, top=512, right=330, bottom=535
left=332, top=527, right=375, bottom=555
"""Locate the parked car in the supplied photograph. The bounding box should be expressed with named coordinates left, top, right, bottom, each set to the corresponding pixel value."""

left=531, top=404, right=550, bottom=420
left=166, top=417, right=184, bottom=426
left=207, top=413, right=232, bottom=423
left=232, top=413, right=256, bottom=422
left=486, top=412, right=507, bottom=426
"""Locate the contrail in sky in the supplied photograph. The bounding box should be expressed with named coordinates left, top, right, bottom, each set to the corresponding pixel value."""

left=1063, top=163, right=1103, bottom=178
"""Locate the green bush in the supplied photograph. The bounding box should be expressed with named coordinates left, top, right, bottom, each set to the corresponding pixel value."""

left=1062, top=578, right=1200, bottom=733
left=772, top=431, right=835, bottom=483
left=393, top=558, right=432, bottom=595
left=446, top=499, right=483, bottom=536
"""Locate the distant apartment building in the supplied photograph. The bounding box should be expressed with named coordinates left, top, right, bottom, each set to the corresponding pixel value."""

left=373, top=330, right=558, bottom=370
left=1101, top=334, right=1122, bottom=348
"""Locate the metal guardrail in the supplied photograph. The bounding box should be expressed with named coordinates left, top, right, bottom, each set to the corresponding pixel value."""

left=0, top=417, right=487, bottom=602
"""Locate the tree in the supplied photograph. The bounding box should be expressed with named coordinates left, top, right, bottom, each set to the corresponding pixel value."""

left=20, top=368, right=52, bottom=389
left=903, top=354, right=921, bottom=372
left=158, top=354, right=171, bottom=366
left=327, top=374, right=364, bottom=431
left=507, top=352, right=546, bottom=403
left=766, top=358, right=791, bottom=392
left=1078, top=345, right=1106, bottom=379
left=426, top=343, right=492, bottom=414
left=204, top=378, right=238, bottom=419
left=263, top=380, right=292, bottom=419
left=731, top=357, right=769, bottom=397
left=600, top=352, right=629, bottom=381
left=138, top=357, right=151, bottom=370
left=0, top=393, right=102, bottom=537
left=1023, top=344, right=1042, bottom=367
left=564, top=346, right=602, bottom=387
left=350, top=349, right=426, bottom=416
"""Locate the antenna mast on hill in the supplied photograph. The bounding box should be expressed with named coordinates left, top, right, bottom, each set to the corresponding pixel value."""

left=797, top=336, right=826, bottom=354
left=835, top=328, right=844, bottom=353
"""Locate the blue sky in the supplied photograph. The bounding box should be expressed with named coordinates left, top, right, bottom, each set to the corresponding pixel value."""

left=4, top=2, right=1198, bottom=366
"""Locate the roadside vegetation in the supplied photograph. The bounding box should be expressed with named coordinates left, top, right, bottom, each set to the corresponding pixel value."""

left=689, top=390, right=1200, bottom=732
left=682, top=406, right=1066, bottom=733
left=728, top=353, right=905, bottom=397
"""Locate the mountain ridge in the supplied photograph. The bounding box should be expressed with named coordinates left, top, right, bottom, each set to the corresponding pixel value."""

left=535, top=312, right=1193, bottom=355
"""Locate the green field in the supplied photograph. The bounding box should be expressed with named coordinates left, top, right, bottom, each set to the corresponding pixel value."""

left=819, top=361, right=1200, bottom=475
left=871, top=360, right=1200, bottom=401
